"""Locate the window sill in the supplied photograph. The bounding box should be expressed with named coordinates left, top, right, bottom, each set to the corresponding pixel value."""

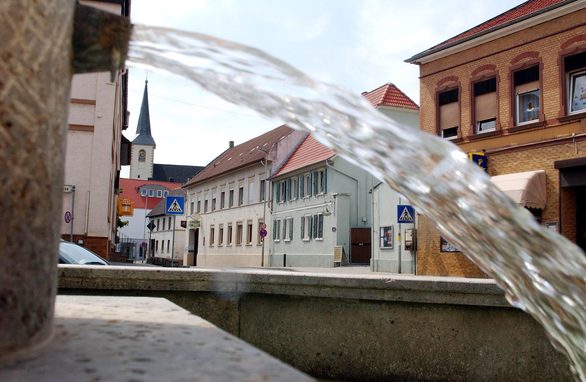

left=506, top=120, right=545, bottom=133
left=558, top=111, right=586, bottom=124
left=245, top=243, right=252, bottom=246
left=466, top=129, right=502, bottom=141
left=284, top=239, right=291, bottom=243
left=302, top=239, right=310, bottom=242
left=315, top=238, right=323, bottom=241
left=441, top=136, right=464, bottom=144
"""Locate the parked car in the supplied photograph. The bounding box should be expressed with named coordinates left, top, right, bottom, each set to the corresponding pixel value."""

left=59, top=240, right=109, bottom=265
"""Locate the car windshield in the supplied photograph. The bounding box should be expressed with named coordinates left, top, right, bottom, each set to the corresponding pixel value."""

left=59, top=242, right=108, bottom=265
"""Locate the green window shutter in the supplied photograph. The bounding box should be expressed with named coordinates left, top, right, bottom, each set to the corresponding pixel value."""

left=318, top=214, right=324, bottom=238
left=289, top=218, right=293, bottom=240
left=299, top=175, right=304, bottom=198
left=287, top=178, right=292, bottom=200
left=309, top=216, right=313, bottom=239
left=323, top=169, right=327, bottom=193
left=275, top=182, right=280, bottom=203
left=313, top=171, right=318, bottom=195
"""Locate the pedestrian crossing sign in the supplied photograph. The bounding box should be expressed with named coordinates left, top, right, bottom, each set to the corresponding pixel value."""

left=166, top=196, right=185, bottom=215
left=397, top=205, right=415, bottom=223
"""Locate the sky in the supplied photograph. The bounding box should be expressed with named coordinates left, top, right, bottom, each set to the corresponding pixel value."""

left=122, top=0, right=525, bottom=176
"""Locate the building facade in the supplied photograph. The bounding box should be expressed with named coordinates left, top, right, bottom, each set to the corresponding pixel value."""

left=406, top=0, right=586, bottom=277
left=182, top=125, right=306, bottom=267
left=147, top=189, right=187, bottom=265
left=362, top=83, right=420, bottom=273
left=270, top=134, right=377, bottom=267
left=61, top=0, right=131, bottom=260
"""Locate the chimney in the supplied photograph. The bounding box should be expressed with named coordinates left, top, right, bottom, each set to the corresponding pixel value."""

left=229, top=140, right=234, bottom=148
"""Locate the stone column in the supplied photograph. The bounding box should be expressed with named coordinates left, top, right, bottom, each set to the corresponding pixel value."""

left=0, top=1, right=75, bottom=360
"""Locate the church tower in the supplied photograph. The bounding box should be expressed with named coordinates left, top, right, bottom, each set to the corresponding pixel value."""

left=130, top=80, right=156, bottom=180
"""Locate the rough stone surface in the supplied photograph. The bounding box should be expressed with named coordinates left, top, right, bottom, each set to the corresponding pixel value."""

left=0, top=295, right=314, bottom=382
left=57, top=267, right=573, bottom=381
left=0, top=1, right=74, bottom=358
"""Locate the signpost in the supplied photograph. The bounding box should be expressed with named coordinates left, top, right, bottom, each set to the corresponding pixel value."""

left=397, top=205, right=415, bottom=224
left=166, top=196, right=185, bottom=267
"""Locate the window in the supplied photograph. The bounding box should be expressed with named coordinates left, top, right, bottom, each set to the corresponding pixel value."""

left=156, top=190, right=163, bottom=198
left=210, top=226, right=215, bottom=246
left=317, top=169, right=326, bottom=194
left=167, top=240, right=170, bottom=253
left=155, top=240, right=159, bottom=253
left=140, top=188, right=147, bottom=196
left=299, top=175, right=305, bottom=198
left=227, top=224, right=233, bottom=245
left=218, top=225, right=224, bottom=246
left=283, top=217, right=293, bottom=242
left=156, top=219, right=160, bottom=231
left=163, top=190, right=169, bottom=197
left=190, top=201, right=194, bottom=215
left=440, top=236, right=460, bottom=252
left=229, top=189, right=234, bottom=208
left=161, top=240, right=164, bottom=253
left=168, top=217, right=172, bottom=229
left=474, top=78, right=497, bottom=134
left=438, top=88, right=459, bottom=140
left=238, top=187, right=244, bottom=206
left=247, top=221, right=253, bottom=245
left=313, top=214, right=324, bottom=240
left=260, top=180, right=266, bottom=201
left=236, top=223, right=243, bottom=245
left=514, top=66, right=540, bottom=125
left=138, top=149, right=146, bottom=162
left=565, top=51, right=586, bottom=114
left=220, top=191, right=225, bottom=209
left=301, top=215, right=311, bottom=241
left=196, top=200, right=201, bottom=213
left=162, top=218, right=166, bottom=231
left=304, top=173, right=311, bottom=197
left=204, top=200, right=208, bottom=213
left=290, top=177, right=298, bottom=200
left=212, top=197, right=216, bottom=211
left=273, top=219, right=281, bottom=241
left=148, top=189, right=154, bottom=197
left=248, top=181, right=255, bottom=204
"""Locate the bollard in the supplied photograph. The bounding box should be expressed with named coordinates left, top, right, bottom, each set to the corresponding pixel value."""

left=0, top=0, right=75, bottom=360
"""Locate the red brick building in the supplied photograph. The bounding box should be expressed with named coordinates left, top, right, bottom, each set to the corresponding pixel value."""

left=406, top=0, right=586, bottom=277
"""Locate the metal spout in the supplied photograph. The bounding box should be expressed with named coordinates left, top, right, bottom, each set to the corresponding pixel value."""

left=72, top=3, right=132, bottom=81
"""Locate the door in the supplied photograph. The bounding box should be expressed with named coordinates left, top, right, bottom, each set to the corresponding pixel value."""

left=193, top=228, right=199, bottom=266
left=350, top=228, right=371, bottom=264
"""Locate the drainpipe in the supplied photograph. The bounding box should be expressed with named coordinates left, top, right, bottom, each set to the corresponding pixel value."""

left=0, top=1, right=130, bottom=361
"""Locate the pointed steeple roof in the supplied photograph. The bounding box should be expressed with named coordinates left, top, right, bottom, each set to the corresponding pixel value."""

left=132, top=80, right=156, bottom=146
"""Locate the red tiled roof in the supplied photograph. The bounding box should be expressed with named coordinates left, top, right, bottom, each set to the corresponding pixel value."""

left=184, top=125, right=294, bottom=187
left=407, top=0, right=571, bottom=62
left=273, top=134, right=335, bottom=177
left=119, top=178, right=182, bottom=210
left=362, top=83, right=419, bottom=110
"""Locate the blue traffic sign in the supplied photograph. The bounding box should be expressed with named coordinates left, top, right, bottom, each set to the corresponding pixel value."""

left=166, top=196, right=185, bottom=215
left=397, top=205, right=415, bottom=224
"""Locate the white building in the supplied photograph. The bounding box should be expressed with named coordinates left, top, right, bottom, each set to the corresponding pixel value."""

left=182, top=125, right=306, bottom=267
left=147, top=190, right=187, bottom=265
left=362, top=83, right=420, bottom=273
left=61, top=0, right=130, bottom=260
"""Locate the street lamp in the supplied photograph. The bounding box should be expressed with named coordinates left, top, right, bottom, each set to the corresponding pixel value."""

left=257, top=146, right=270, bottom=267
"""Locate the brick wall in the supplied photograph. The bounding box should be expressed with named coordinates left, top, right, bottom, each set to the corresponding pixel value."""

left=414, top=8, right=586, bottom=277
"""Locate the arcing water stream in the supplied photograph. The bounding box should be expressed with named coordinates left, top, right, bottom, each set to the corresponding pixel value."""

left=127, top=25, right=586, bottom=380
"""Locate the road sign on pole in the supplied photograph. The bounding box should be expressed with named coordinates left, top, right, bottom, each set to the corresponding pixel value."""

left=166, top=196, right=185, bottom=215
left=397, top=205, right=415, bottom=224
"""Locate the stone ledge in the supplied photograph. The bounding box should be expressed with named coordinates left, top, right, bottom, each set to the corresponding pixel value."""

left=58, top=266, right=509, bottom=307
left=0, top=295, right=313, bottom=382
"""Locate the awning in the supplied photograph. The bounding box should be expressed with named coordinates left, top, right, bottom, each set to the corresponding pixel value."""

left=490, top=170, right=546, bottom=210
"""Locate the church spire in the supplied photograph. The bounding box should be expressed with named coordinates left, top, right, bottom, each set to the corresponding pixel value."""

left=132, top=80, right=156, bottom=146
